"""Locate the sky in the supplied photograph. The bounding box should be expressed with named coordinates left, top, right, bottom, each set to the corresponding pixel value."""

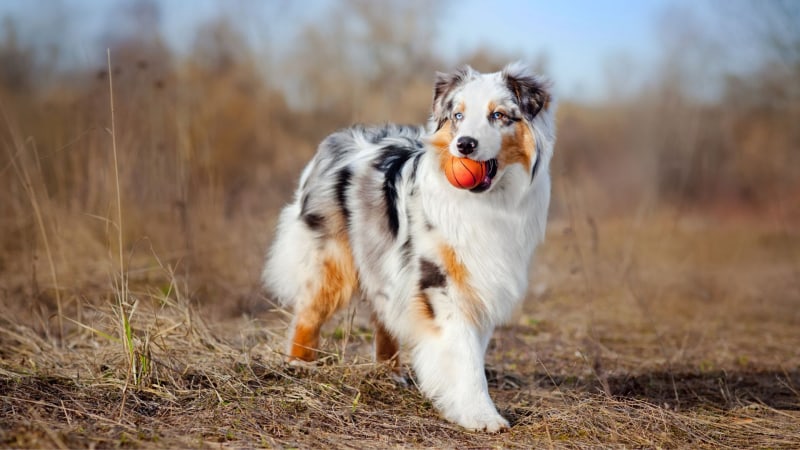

left=0, top=0, right=733, bottom=101
left=436, top=0, right=676, bottom=99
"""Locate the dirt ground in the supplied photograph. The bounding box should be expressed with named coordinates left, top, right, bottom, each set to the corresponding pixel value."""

left=1, top=214, right=799, bottom=448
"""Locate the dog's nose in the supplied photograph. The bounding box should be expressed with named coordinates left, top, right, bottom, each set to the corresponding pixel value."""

left=456, top=136, right=478, bottom=155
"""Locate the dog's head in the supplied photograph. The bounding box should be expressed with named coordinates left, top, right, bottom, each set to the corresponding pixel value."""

left=429, top=63, right=555, bottom=193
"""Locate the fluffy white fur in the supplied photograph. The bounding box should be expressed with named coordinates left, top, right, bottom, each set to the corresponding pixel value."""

left=264, top=63, right=556, bottom=432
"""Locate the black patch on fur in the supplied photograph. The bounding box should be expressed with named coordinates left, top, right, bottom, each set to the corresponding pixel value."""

left=334, top=167, right=353, bottom=222
left=409, top=152, right=423, bottom=185
left=432, top=67, right=472, bottom=130
left=300, top=193, right=310, bottom=215
left=302, top=212, right=325, bottom=231
left=400, top=198, right=416, bottom=265
left=504, top=71, right=549, bottom=122
left=419, top=258, right=447, bottom=290
left=325, top=134, right=351, bottom=160
left=531, top=140, right=542, bottom=181
left=433, top=77, right=458, bottom=110
left=367, top=126, right=389, bottom=144
left=400, top=237, right=413, bottom=265
left=374, top=146, right=415, bottom=237
left=299, top=194, right=324, bottom=232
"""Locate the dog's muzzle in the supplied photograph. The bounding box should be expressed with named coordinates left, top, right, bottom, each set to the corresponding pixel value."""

left=469, top=159, right=498, bottom=193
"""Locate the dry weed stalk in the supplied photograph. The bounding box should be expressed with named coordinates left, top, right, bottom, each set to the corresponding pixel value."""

left=104, top=49, right=150, bottom=420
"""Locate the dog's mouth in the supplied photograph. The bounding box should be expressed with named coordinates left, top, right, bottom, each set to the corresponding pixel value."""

left=469, top=158, right=498, bottom=193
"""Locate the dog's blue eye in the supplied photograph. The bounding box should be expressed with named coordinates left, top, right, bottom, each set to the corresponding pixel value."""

left=454, top=112, right=464, bottom=120
left=491, top=111, right=504, bottom=120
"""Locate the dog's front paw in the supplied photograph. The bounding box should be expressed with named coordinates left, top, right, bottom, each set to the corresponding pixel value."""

left=449, top=410, right=510, bottom=433
left=389, top=369, right=410, bottom=387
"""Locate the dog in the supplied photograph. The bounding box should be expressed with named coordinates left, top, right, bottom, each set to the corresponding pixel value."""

left=263, top=62, right=555, bottom=432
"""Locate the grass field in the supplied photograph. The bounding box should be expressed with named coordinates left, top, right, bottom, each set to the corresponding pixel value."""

left=2, top=210, right=798, bottom=448
left=1, top=5, right=799, bottom=445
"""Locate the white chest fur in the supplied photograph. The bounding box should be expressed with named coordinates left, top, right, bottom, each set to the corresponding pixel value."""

left=412, top=154, right=550, bottom=324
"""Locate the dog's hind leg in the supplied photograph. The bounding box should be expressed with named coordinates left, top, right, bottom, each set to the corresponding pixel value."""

left=372, top=313, right=400, bottom=365
left=265, top=203, right=357, bottom=362
left=284, top=233, right=357, bottom=361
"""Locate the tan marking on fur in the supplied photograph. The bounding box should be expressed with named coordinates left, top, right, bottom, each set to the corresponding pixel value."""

left=440, top=244, right=468, bottom=287
left=431, top=120, right=454, bottom=173
left=289, top=322, right=319, bottom=361
left=487, top=101, right=497, bottom=116
left=410, top=292, right=441, bottom=335
left=289, top=236, right=357, bottom=361
left=318, top=250, right=356, bottom=313
left=430, top=102, right=464, bottom=171
left=372, top=314, right=400, bottom=366
left=416, top=292, right=436, bottom=321
left=499, top=120, right=535, bottom=172
left=328, top=209, right=349, bottom=241
left=439, top=243, right=487, bottom=325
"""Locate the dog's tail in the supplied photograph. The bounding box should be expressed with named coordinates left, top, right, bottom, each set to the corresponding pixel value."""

left=262, top=200, right=317, bottom=307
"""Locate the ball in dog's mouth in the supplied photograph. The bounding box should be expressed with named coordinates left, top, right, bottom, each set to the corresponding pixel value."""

left=469, top=158, right=498, bottom=193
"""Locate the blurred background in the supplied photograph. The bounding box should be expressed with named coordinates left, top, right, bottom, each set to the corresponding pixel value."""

left=0, top=0, right=798, bottom=327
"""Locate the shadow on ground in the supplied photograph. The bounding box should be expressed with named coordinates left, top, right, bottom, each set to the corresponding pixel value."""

left=498, top=369, right=800, bottom=411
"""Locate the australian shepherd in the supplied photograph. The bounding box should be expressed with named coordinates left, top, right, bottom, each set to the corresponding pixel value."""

left=263, top=63, right=555, bottom=432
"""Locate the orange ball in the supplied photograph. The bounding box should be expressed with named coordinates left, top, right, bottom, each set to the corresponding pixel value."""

left=444, top=156, right=487, bottom=189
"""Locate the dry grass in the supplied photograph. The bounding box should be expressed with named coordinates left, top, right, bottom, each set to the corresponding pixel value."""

left=1, top=215, right=798, bottom=449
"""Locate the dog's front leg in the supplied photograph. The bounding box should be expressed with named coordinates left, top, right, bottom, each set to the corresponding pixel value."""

left=411, top=319, right=508, bottom=432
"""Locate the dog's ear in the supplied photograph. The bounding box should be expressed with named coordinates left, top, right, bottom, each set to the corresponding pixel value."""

left=432, top=66, right=474, bottom=130
left=503, top=62, right=551, bottom=122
